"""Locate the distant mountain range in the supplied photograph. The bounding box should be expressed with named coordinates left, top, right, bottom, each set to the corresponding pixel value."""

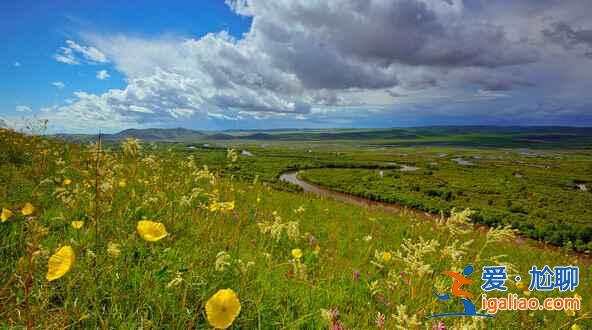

left=52, top=126, right=592, bottom=148
left=55, top=128, right=206, bottom=142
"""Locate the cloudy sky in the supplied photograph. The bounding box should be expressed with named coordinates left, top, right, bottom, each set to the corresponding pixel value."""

left=2, top=0, right=592, bottom=133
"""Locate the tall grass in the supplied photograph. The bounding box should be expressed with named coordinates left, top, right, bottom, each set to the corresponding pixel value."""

left=0, top=128, right=590, bottom=329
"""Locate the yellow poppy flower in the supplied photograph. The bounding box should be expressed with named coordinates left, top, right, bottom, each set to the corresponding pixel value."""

left=381, top=251, right=392, bottom=263
left=516, top=281, right=526, bottom=290
left=291, top=248, right=303, bottom=259
left=572, top=324, right=582, bottom=330
left=71, top=221, right=84, bottom=229
left=63, top=178, right=72, bottom=185
left=118, top=179, right=127, bottom=188
left=1, top=208, right=13, bottom=222
left=46, top=246, right=75, bottom=281
left=574, top=293, right=582, bottom=301
left=206, top=289, right=241, bottom=329
left=136, top=220, right=168, bottom=242
left=565, top=309, right=576, bottom=317
left=21, top=202, right=34, bottom=216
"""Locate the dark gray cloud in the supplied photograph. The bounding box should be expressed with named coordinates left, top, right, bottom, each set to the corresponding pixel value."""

left=458, top=69, right=534, bottom=91
left=543, top=22, right=592, bottom=58
left=236, top=0, right=538, bottom=72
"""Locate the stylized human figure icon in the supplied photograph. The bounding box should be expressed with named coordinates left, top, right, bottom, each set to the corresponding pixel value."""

left=432, top=265, right=494, bottom=318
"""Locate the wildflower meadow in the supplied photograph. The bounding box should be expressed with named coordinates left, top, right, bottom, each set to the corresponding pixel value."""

left=1, top=128, right=590, bottom=329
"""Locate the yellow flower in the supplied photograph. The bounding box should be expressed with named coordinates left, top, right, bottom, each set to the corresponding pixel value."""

left=516, top=281, right=526, bottom=290
left=137, top=220, right=168, bottom=242
left=107, top=242, right=121, bottom=257
left=291, top=248, right=303, bottom=259
left=21, top=202, right=34, bottom=216
left=118, top=179, right=127, bottom=188
left=46, top=246, right=75, bottom=281
left=381, top=251, right=392, bottom=263
left=206, top=289, right=241, bottom=329
left=572, top=324, right=582, bottom=330
left=63, top=178, right=72, bottom=185
left=1, top=208, right=13, bottom=222
left=565, top=309, right=576, bottom=317
left=574, top=293, right=582, bottom=301
left=71, top=221, right=84, bottom=229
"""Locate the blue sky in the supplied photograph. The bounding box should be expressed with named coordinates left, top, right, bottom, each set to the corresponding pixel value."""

left=2, top=0, right=592, bottom=133
left=1, top=1, right=249, bottom=124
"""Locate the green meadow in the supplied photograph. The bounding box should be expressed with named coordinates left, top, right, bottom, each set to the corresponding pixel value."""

left=1, top=127, right=591, bottom=329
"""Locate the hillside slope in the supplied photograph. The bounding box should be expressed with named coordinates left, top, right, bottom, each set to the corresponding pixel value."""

left=0, top=128, right=589, bottom=329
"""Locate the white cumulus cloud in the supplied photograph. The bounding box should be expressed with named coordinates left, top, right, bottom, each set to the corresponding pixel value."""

left=54, top=40, right=109, bottom=65
left=52, top=81, right=65, bottom=89
left=16, top=105, right=32, bottom=112
left=96, top=69, right=110, bottom=80
left=40, top=0, right=592, bottom=132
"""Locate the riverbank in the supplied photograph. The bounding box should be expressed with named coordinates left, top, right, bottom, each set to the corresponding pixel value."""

left=280, top=169, right=592, bottom=262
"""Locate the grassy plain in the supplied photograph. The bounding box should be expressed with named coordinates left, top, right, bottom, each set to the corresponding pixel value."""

left=298, top=148, right=592, bottom=251
left=174, top=137, right=592, bottom=251
left=1, top=127, right=591, bottom=329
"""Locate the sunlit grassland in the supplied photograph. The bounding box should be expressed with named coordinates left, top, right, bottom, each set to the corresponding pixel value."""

left=299, top=154, right=592, bottom=249
left=184, top=142, right=592, bottom=250
left=1, top=128, right=591, bottom=329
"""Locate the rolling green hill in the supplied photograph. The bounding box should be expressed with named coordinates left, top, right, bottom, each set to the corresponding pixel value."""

left=55, top=126, right=592, bottom=149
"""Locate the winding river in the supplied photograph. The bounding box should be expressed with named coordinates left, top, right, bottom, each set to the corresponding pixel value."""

left=279, top=170, right=591, bottom=261
left=279, top=170, right=436, bottom=221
